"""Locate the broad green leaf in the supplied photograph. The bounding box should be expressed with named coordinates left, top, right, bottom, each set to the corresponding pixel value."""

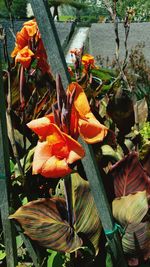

left=71, top=173, right=102, bottom=255
left=113, top=191, right=150, bottom=265
left=91, top=68, right=115, bottom=81
left=55, top=174, right=102, bottom=255
left=122, top=222, right=150, bottom=265
left=112, top=191, right=148, bottom=225
left=9, top=197, right=82, bottom=253
left=110, top=152, right=150, bottom=197
left=10, top=173, right=101, bottom=256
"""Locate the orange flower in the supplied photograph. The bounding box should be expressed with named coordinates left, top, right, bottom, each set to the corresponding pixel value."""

left=11, top=19, right=39, bottom=60
left=15, top=46, right=34, bottom=68
left=23, top=19, right=38, bottom=37
left=16, top=30, right=28, bottom=48
left=82, top=54, right=95, bottom=71
left=27, top=119, right=85, bottom=178
left=68, top=82, right=108, bottom=144
left=11, top=46, right=20, bottom=58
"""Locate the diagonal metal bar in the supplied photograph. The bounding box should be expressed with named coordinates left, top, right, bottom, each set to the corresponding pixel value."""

left=0, top=40, right=17, bottom=267
left=30, top=0, right=70, bottom=89
left=30, top=1, right=127, bottom=266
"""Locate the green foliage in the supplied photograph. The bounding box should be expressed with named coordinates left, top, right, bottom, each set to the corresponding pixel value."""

left=0, top=0, right=9, bottom=17
left=113, top=191, right=150, bottom=263
left=0, top=0, right=27, bottom=18
left=47, top=250, right=65, bottom=267
left=11, top=0, right=27, bottom=18
left=10, top=173, right=101, bottom=257
left=140, top=122, right=150, bottom=139
left=0, top=249, right=6, bottom=260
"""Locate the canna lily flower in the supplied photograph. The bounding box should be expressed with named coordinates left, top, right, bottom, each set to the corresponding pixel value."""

left=23, top=19, right=38, bottom=37
left=15, top=46, right=34, bottom=68
left=11, top=20, right=38, bottom=58
left=82, top=54, right=95, bottom=71
left=11, top=32, right=28, bottom=58
left=68, top=82, right=108, bottom=144
left=27, top=120, right=85, bottom=178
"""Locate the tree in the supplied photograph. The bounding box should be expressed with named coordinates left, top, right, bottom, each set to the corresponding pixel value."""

left=11, top=0, right=27, bottom=18
left=48, top=0, right=87, bottom=21
left=0, top=0, right=9, bottom=18
left=0, top=0, right=27, bottom=18
left=101, top=0, right=150, bottom=21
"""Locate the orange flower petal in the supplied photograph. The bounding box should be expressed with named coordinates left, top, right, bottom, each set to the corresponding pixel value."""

left=32, top=141, right=71, bottom=178
left=23, top=19, right=38, bottom=37
left=68, top=82, right=90, bottom=116
left=32, top=141, right=52, bottom=175
left=15, top=46, right=34, bottom=68
left=82, top=54, right=95, bottom=66
left=41, top=156, right=72, bottom=178
left=27, top=115, right=55, bottom=139
left=63, top=133, right=85, bottom=164
left=16, top=31, right=28, bottom=49
left=70, top=106, right=79, bottom=139
left=11, top=46, right=20, bottom=58
left=78, top=112, right=108, bottom=144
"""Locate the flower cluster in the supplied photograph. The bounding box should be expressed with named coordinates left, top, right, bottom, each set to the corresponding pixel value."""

left=27, top=75, right=108, bottom=178
left=11, top=19, right=50, bottom=73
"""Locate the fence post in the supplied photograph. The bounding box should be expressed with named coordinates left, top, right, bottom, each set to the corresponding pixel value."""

left=0, top=39, right=17, bottom=267
left=32, top=1, right=127, bottom=265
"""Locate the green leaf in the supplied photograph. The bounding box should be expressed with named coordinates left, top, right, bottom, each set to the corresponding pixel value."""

left=112, top=191, right=148, bottom=225
left=9, top=197, right=82, bottom=253
left=14, top=147, right=35, bottom=179
left=140, top=122, right=150, bottom=140
left=113, top=191, right=150, bottom=265
left=16, top=235, right=24, bottom=249
left=106, top=252, right=113, bottom=267
left=91, top=68, right=115, bottom=81
left=136, top=98, right=148, bottom=126
left=0, top=250, right=6, bottom=260
left=71, top=173, right=102, bottom=255
left=101, top=145, right=121, bottom=161
left=47, top=250, right=64, bottom=267
left=10, top=159, right=15, bottom=173
left=10, top=173, right=101, bottom=256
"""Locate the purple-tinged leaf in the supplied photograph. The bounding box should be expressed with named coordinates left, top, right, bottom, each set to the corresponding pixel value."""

left=113, top=191, right=150, bottom=266
left=71, top=173, right=102, bottom=255
left=10, top=197, right=82, bottom=253
left=123, top=222, right=150, bottom=266
left=109, top=152, right=150, bottom=197
left=10, top=174, right=101, bottom=255
left=112, top=191, right=148, bottom=225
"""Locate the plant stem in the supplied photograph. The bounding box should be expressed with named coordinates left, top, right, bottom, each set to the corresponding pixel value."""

left=64, top=176, right=75, bottom=267
left=64, top=176, right=74, bottom=228
left=4, top=70, right=25, bottom=179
